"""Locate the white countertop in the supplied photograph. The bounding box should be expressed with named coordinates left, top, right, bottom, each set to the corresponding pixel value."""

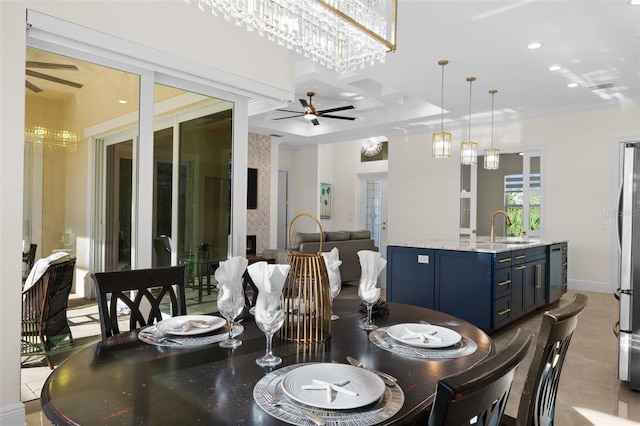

left=387, top=236, right=568, bottom=253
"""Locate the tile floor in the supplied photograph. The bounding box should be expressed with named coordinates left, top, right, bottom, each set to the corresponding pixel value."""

left=23, top=287, right=640, bottom=425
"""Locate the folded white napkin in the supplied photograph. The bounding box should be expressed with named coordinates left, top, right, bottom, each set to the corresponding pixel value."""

left=165, top=318, right=214, bottom=332
left=247, top=261, right=290, bottom=314
left=23, top=251, right=69, bottom=292
left=357, top=250, right=387, bottom=304
left=322, top=247, right=343, bottom=299
left=214, top=256, right=248, bottom=302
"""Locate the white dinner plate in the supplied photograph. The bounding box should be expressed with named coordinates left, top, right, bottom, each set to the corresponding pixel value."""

left=156, top=315, right=226, bottom=336
left=387, top=323, right=462, bottom=348
left=281, top=363, right=385, bottom=410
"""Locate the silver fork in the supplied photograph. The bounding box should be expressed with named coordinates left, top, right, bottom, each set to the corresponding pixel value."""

left=256, top=385, right=325, bottom=426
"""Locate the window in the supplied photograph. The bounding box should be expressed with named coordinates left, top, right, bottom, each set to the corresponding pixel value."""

left=505, top=173, right=541, bottom=236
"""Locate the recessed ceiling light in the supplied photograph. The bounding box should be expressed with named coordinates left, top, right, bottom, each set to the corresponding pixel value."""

left=353, top=96, right=364, bottom=100
left=339, top=91, right=358, bottom=97
left=567, top=82, right=579, bottom=88
left=630, top=0, right=640, bottom=5
left=118, top=99, right=128, bottom=104
left=548, top=65, right=562, bottom=71
left=527, top=42, right=543, bottom=50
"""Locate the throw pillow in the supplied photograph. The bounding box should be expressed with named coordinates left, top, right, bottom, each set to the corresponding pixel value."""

left=291, top=231, right=324, bottom=250
left=325, top=231, right=350, bottom=241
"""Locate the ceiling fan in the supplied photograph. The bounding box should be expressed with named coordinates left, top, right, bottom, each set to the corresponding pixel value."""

left=25, top=61, right=83, bottom=93
left=273, top=91, right=355, bottom=126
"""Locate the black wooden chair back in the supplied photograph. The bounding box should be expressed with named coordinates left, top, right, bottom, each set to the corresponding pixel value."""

left=503, top=293, right=588, bottom=426
left=428, top=329, right=533, bottom=426
left=92, top=265, right=187, bottom=340
left=21, top=257, right=76, bottom=369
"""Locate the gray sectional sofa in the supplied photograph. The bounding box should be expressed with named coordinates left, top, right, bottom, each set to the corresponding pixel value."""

left=261, top=230, right=378, bottom=283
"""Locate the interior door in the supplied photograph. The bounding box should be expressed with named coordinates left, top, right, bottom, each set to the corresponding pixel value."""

left=360, top=173, right=388, bottom=253
left=277, top=170, right=289, bottom=249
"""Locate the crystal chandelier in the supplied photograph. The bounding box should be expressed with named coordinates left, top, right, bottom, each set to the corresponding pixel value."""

left=361, top=137, right=384, bottom=156
left=432, top=59, right=451, bottom=158
left=460, top=76, right=478, bottom=165
left=188, top=0, right=397, bottom=73
left=24, top=126, right=78, bottom=150
left=484, top=89, right=500, bottom=170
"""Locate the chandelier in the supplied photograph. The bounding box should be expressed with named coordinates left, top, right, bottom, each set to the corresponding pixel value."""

left=24, top=126, right=78, bottom=150
left=460, top=76, right=478, bottom=165
left=188, top=0, right=397, bottom=73
left=361, top=137, right=385, bottom=156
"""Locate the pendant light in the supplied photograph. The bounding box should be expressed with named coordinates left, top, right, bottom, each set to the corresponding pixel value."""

left=484, top=89, right=500, bottom=170
left=460, top=76, right=478, bottom=165
left=432, top=60, right=452, bottom=158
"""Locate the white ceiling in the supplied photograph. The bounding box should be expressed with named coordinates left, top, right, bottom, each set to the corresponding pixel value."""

left=248, top=0, right=640, bottom=150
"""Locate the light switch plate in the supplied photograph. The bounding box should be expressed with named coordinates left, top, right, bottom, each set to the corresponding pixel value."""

left=417, top=255, right=429, bottom=264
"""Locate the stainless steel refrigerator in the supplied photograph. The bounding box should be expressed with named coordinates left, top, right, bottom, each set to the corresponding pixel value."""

left=617, top=141, right=640, bottom=391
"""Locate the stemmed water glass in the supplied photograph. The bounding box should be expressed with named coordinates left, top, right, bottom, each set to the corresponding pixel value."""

left=254, top=296, right=285, bottom=367
left=217, top=286, right=245, bottom=349
left=358, top=287, right=380, bottom=331
left=330, top=281, right=342, bottom=320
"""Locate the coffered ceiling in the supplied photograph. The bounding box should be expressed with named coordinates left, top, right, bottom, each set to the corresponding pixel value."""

left=248, top=0, right=640, bottom=150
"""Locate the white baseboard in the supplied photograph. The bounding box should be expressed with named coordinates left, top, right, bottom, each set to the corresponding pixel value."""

left=0, top=402, right=25, bottom=426
left=567, top=279, right=615, bottom=294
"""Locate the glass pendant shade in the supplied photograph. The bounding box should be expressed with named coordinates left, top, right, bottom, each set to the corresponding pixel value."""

left=432, top=131, right=452, bottom=158
left=484, top=148, right=500, bottom=169
left=460, top=141, right=478, bottom=165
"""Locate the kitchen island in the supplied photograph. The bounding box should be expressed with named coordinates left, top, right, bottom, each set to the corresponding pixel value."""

left=386, top=237, right=568, bottom=332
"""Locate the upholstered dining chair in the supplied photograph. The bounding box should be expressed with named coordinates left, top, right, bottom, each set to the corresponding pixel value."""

left=21, top=257, right=76, bottom=369
left=91, top=265, right=187, bottom=340
left=501, top=293, right=588, bottom=426
left=428, top=329, right=534, bottom=426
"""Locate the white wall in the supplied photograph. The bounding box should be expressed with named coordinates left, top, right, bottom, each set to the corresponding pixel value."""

left=1, top=1, right=294, bottom=422
left=280, top=103, right=640, bottom=297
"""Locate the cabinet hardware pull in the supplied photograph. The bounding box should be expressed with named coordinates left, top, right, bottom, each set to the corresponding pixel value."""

left=498, top=280, right=511, bottom=286
left=536, top=264, right=542, bottom=288
left=498, top=308, right=511, bottom=316
left=515, top=265, right=526, bottom=270
left=562, top=262, right=568, bottom=267
left=515, top=255, right=526, bottom=259
left=499, top=258, right=511, bottom=263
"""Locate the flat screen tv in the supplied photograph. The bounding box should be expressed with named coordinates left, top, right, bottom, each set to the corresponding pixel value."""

left=247, top=168, right=258, bottom=209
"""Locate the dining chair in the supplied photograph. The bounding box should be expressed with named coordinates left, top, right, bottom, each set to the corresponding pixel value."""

left=22, top=243, right=38, bottom=281
left=21, top=257, right=76, bottom=369
left=91, top=265, right=187, bottom=340
left=428, top=328, right=534, bottom=426
left=501, top=292, right=588, bottom=426
left=153, top=235, right=172, bottom=267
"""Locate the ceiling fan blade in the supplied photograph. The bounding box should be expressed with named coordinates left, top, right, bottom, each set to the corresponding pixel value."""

left=317, top=105, right=355, bottom=114
left=25, top=80, right=43, bottom=93
left=318, top=114, right=356, bottom=120
left=26, top=70, right=83, bottom=89
left=311, top=118, right=320, bottom=126
left=299, top=99, right=309, bottom=108
left=26, top=61, right=79, bottom=71
left=276, top=109, right=305, bottom=113
left=272, top=114, right=306, bottom=120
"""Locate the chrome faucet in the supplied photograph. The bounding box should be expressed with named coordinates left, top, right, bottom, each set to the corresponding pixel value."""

left=491, top=210, right=512, bottom=242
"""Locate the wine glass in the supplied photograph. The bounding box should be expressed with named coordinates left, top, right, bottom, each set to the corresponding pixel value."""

left=254, top=296, right=285, bottom=367
left=217, top=286, right=245, bottom=348
left=330, top=281, right=342, bottom=320
left=358, top=287, right=380, bottom=331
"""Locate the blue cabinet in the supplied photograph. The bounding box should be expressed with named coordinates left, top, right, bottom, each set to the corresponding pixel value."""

left=386, top=246, right=435, bottom=309
left=386, top=243, right=561, bottom=332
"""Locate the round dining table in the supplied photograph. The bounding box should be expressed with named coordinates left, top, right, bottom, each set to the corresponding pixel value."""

left=41, top=299, right=493, bottom=425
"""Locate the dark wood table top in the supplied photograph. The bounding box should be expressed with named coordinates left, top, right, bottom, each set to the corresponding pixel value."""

left=41, top=299, right=492, bottom=425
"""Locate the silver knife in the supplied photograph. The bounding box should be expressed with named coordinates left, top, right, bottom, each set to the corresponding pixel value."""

left=346, top=356, right=397, bottom=386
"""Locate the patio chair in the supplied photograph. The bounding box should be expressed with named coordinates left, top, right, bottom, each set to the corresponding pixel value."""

left=428, top=328, right=533, bottom=426
left=91, top=265, right=187, bottom=340
left=501, top=293, right=588, bottom=426
left=21, top=257, right=76, bottom=369
left=22, top=243, right=37, bottom=281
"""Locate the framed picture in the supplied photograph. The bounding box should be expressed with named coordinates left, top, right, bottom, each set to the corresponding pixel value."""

left=320, top=183, right=331, bottom=219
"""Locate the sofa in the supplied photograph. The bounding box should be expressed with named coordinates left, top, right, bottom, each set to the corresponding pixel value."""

left=261, top=230, right=378, bottom=283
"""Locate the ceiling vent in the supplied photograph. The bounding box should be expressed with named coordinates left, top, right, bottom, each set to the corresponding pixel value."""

left=589, top=82, right=615, bottom=91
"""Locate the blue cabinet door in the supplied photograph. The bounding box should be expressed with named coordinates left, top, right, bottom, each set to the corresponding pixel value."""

left=386, top=246, right=435, bottom=309
left=436, top=251, right=493, bottom=330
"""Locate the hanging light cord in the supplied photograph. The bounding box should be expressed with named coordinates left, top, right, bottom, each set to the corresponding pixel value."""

left=490, top=90, right=495, bottom=149
left=439, top=60, right=448, bottom=134
left=467, top=77, right=474, bottom=141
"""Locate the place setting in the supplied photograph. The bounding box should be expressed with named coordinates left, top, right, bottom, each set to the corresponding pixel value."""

left=253, top=362, right=405, bottom=426
left=137, top=314, right=244, bottom=347
left=368, top=322, right=478, bottom=360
